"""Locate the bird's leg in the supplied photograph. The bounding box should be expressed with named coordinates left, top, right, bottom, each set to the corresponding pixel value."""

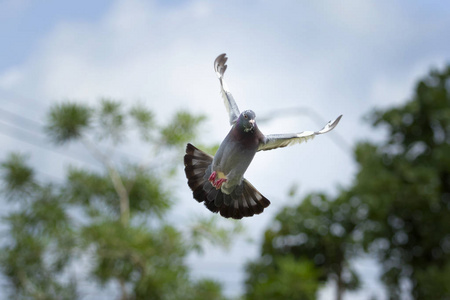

left=208, top=171, right=217, bottom=183
left=208, top=171, right=227, bottom=189
left=214, top=178, right=227, bottom=189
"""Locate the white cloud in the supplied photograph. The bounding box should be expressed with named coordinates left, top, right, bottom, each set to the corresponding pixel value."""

left=0, top=66, right=23, bottom=89
left=1, top=0, right=450, bottom=298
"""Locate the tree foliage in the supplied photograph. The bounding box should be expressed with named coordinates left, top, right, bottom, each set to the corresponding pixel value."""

left=352, top=66, right=450, bottom=298
left=246, top=255, right=321, bottom=300
left=0, top=99, right=229, bottom=300
left=246, top=65, right=450, bottom=300
left=245, top=192, right=361, bottom=300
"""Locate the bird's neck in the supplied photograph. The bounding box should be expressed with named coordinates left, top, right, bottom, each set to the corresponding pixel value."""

left=232, top=123, right=263, bottom=146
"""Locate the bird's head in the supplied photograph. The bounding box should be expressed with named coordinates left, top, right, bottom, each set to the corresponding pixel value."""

left=238, top=110, right=256, bottom=133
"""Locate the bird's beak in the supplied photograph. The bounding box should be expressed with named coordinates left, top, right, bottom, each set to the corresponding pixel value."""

left=248, top=119, right=256, bottom=132
left=244, top=119, right=256, bottom=132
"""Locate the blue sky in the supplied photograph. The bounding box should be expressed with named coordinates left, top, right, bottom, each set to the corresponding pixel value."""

left=0, top=1, right=111, bottom=69
left=1, top=0, right=450, bottom=299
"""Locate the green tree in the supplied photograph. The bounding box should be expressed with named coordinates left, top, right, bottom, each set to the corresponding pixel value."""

left=352, top=66, right=450, bottom=299
left=0, top=99, right=231, bottom=300
left=245, top=191, right=361, bottom=300
left=246, top=66, right=450, bottom=300
left=246, top=255, right=321, bottom=300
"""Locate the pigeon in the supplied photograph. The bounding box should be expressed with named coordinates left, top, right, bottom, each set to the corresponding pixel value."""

left=184, top=53, right=342, bottom=219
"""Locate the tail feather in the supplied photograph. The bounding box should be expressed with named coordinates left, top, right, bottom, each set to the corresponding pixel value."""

left=232, top=200, right=243, bottom=219
left=243, top=187, right=257, bottom=215
left=223, top=193, right=232, bottom=206
left=244, top=179, right=270, bottom=208
left=185, top=164, right=206, bottom=177
left=220, top=202, right=233, bottom=218
left=193, top=184, right=206, bottom=203
left=187, top=172, right=206, bottom=190
left=207, top=187, right=219, bottom=202
left=184, top=143, right=270, bottom=219
left=246, top=187, right=260, bottom=214
left=239, top=196, right=251, bottom=217
left=214, top=192, right=223, bottom=207
left=205, top=197, right=220, bottom=213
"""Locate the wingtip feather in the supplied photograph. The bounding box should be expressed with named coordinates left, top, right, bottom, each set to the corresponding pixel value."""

left=331, top=114, right=342, bottom=126
left=214, top=53, right=228, bottom=79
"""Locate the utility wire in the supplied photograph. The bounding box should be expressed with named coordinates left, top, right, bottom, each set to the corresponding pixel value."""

left=0, top=107, right=45, bottom=132
left=0, top=108, right=176, bottom=188
left=0, top=120, right=101, bottom=169
left=0, top=106, right=144, bottom=161
left=0, top=107, right=142, bottom=164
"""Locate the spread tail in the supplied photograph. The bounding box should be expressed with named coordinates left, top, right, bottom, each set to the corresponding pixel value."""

left=184, top=143, right=270, bottom=219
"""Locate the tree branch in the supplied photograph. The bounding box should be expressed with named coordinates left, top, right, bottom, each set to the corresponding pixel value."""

left=82, top=138, right=130, bottom=226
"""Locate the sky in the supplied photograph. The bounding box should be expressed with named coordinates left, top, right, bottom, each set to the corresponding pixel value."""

left=1, top=0, right=450, bottom=299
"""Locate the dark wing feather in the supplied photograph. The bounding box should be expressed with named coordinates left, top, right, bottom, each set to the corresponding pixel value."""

left=257, top=115, right=342, bottom=152
left=184, top=143, right=213, bottom=203
left=214, top=53, right=240, bottom=126
left=185, top=143, right=270, bottom=219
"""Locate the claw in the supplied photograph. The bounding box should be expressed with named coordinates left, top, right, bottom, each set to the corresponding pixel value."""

left=215, top=178, right=227, bottom=189
left=208, top=171, right=227, bottom=189
left=209, top=171, right=217, bottom=183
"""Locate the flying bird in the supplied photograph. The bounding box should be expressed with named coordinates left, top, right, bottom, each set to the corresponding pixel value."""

left=184, top=53, right=342, bottom=219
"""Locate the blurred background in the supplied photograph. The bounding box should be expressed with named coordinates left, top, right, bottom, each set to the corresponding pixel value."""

left=1, top=1, right=450, bottom=299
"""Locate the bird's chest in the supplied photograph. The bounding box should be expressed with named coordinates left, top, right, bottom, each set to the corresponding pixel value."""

left=213, top=130, right=260, bottom=175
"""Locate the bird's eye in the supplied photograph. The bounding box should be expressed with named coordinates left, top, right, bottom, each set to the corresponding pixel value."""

left=244, top=114, right=248, bottom=119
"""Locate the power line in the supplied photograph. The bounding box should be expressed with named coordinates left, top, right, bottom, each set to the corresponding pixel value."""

left=0, top=106, right=148, bottom=162
left=0, top=105, right=141, bottom=161
left=0, top=107, right=45, bottom=132
left=0, top=109, right=175, bottom=185
left=0, top=120, right=101, bottom=169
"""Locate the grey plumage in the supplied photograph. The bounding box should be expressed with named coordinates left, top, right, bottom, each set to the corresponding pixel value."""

left=184, top=53, right=342, bottom=219
left=184, top=143, right=269, bottom=219
left=258, top=115, right=342, bottom=151
left=214, top=53, right=240, bottom=126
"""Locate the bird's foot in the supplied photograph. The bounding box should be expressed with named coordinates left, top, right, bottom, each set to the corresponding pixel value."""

left=209, top=171, right=227, bottom=189
left=214, top=178, right=227, bottom=190
left=209, top=171, right=217, bottom=183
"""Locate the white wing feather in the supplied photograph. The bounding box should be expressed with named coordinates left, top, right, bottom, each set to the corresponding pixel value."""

left=257, top=115, right=343, bottom=151
left=214, top=54, right=240, bottom=126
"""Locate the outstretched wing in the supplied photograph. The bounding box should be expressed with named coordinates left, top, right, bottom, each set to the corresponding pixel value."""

left=214, top=53, right=240, bottom=126
left=257, top=115, right=342, bottom=152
